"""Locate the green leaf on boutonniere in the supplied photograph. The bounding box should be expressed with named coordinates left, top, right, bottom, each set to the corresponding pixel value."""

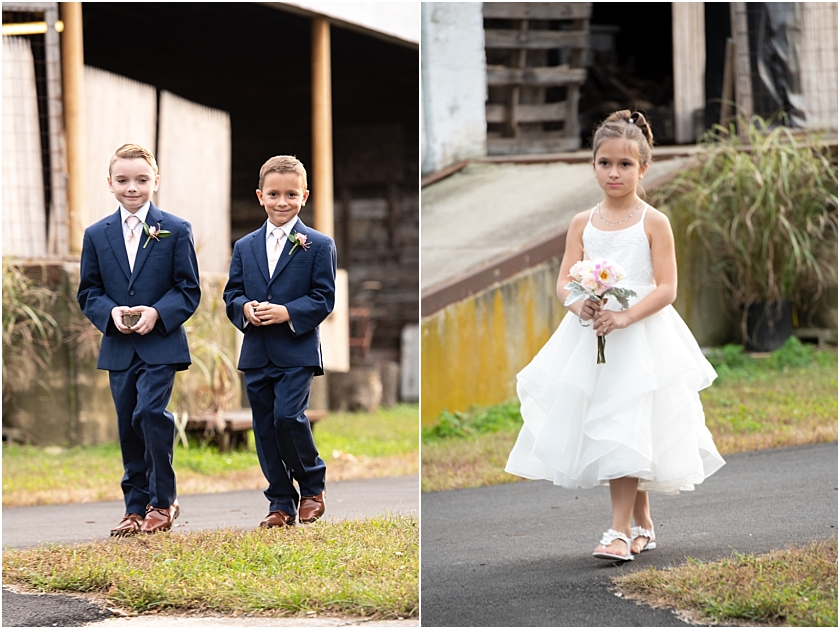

left=287, top=230, right=310, bottom=255
left=142, top=221, right=173, bottom=248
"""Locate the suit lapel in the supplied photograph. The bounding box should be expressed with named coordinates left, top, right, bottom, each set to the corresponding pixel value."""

left=105, top=209, right=132, bottom=281
left=129, top=203, right=162, bottom=288
left=270, top=220, right=307, bottom=283
left=249, top=222, right=271, bottom=284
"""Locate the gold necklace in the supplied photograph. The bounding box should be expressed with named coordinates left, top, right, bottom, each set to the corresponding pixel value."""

left=597, top=201, right=643, bottom=226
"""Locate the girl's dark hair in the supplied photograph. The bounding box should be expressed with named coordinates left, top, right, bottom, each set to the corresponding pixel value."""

left=592, top=110, right=654, bottom=166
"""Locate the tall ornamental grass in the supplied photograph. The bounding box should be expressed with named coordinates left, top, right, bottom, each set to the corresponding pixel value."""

left=660, top=117, right=838, bottom=332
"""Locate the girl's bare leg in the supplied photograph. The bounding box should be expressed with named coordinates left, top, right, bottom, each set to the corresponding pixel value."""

left=631, top=490, right=655, bottom=554
left=593, top=477, right=638, bottom=556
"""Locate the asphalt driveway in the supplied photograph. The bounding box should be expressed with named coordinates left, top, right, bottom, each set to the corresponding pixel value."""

left=421, top=443, right=838, bottom=627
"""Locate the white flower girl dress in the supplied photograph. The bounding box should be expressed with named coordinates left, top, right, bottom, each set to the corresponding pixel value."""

left=506, top=206, right=725, bottom=493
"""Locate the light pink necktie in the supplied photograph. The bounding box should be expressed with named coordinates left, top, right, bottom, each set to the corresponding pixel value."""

left=268, top=228, right=284, bottom=275
left=126, top=215, right=141, bottom=271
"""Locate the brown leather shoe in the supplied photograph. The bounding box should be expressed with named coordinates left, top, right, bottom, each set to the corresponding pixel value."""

left=299, top=492, right=325, bottom=524
left=141, top=501, right=180, bottom=534
left=259, top=510, right=295, bottom=528
left=110, top=513, right=144, bottom=537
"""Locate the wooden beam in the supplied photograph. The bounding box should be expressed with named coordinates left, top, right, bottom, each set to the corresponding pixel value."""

left=484, top=29, right=589, bottom=50
left=311, top=17, right=334, bottom=238
left=720, top=38, right=736, bottom=127
left=486, top=102, right=569, bottom=124
left=60, top=2, right=85, bottom=255
left=44, top=4, right=68, bottom=256
left=486, top=65, right=587, bottom=87
left=730, top=2, right=754, bottom=127
left=672, top=2, right=706, bottom=144
left=483, top=3, right=592, bottom=21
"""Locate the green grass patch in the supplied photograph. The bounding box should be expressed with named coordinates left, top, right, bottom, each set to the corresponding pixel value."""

left=3, top=405, right=418, bottom=507
left=615, top=540, right=838, bottom=627
left=422, top=400, right=522, bottom=441
left=2, top=515, right=418, bottom=619
left=315, top=404, right=419, bottom=459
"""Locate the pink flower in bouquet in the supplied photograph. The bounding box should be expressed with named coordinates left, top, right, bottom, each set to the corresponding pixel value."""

left=580, top=274, right=601, bottom=293
left=593, top=258, right=625, bottom=294
left=564, top=256, right=636, bottom=364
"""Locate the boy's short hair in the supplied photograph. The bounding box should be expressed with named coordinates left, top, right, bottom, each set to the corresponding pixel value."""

left=109, top=143, right=159, bottom=176
left=258, top=155, right=308, bottom=190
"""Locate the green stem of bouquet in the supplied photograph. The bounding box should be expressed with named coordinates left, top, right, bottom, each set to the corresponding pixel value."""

left=597, top=335, right=606, bottom=364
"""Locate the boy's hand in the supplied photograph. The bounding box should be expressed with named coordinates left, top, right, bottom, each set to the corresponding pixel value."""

left=129, top=305, right=159, bottom=335
left=253, top=301, right=290, bottom=326
left=243, top=300, right=263, bottom=326
left=111, top=306, right=134, bottom=334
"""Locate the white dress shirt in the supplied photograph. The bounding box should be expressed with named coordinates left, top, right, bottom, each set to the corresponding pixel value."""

left=120, top=202, right=150, bottom=271
left=266, top=215, right=298, bottom=276
left=249, top=216, right=298, bottom=332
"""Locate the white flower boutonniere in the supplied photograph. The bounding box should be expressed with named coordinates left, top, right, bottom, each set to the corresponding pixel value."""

left=287, top=231, right=310, bottom=255
left=142, top=222, right=172, bottom=248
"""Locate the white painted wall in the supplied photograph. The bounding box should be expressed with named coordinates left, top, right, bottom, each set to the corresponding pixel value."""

left=280, top=1, right=419, bottom=45
left=421, top=2, right=487, bottom=175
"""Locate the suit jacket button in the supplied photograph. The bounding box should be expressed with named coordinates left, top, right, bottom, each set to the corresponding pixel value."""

left=266, top=295, right=272, bottom=300
left=129, top=290, right=135, bottom=296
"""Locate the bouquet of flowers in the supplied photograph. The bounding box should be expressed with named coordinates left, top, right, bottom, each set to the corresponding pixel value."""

left=564, top=258, right=636, bottom=364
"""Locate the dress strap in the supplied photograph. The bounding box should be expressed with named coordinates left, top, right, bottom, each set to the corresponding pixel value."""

left=588, top=206, right=596, bottom=224
left=640, top=203, right=649, bottom=223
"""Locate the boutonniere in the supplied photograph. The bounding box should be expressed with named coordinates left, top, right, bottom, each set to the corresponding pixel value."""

left=142, top=221, right=172, bottom=248
left=287, top=231, right=310, bottom=255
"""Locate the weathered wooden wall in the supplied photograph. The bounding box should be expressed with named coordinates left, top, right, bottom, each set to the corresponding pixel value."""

left=156, top=90, right=232, bottom=273
left=83, top=66, right=158, bottom=230
left=672, top=3, right=706, bottom=143
left=3, top=36, right=48, bottom=257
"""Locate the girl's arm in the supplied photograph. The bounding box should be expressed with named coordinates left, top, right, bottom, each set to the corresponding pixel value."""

left=593, top=210, right=677, bottom=334
left=556, top=212, right=591, bottom=317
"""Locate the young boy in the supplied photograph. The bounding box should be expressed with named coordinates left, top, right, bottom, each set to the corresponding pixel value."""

left=223, top=155, right=336, bottom=527
left=77, top=143, right=201, bottom=536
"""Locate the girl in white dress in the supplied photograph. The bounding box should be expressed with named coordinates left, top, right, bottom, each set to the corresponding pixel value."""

left=505, top=111, right=725, bottom=561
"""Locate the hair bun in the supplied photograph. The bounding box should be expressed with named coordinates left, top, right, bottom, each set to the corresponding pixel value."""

left=630, top=111, right=654, bottom=147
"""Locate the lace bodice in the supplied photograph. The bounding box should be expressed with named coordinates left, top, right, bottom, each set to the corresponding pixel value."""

left=582, top=206, right=654, bottom=286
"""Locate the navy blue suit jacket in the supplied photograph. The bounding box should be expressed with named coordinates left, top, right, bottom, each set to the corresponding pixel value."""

left=223, top=219, right=336, bottom=375
left=77, top=203, right=201, bottom=371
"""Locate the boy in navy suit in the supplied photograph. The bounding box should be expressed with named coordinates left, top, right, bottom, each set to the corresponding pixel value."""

left=78, top=143, right=200, bottom=536
left=224, top=156, right=336, bottom=527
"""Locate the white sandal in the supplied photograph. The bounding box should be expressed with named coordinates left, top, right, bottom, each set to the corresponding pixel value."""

left=630, top=526, right=657, bottom=553
left=592, top=529, right=634, bottom=561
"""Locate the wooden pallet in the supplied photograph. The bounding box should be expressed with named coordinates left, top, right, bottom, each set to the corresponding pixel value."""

left=484, top=2, right=592, bottom=155
left=793, top=327, right=838, bottom=349
left=183, top=409, right=328, bottom=452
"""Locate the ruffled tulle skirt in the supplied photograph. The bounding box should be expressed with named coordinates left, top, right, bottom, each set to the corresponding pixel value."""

left=505, top=286, right=725, bottom=494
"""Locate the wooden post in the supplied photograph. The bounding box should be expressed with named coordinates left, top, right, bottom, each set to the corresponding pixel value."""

left=730, top=2, right=754, bottom=129
left=311, top=17, right=334, bottom=238
left=720, top=38, right=736, bottom=127
left=60, top=2, right=85, bottom=254
left=43, top=4, right=69, bottom=256
left=672, top=2, right=706, bottom=144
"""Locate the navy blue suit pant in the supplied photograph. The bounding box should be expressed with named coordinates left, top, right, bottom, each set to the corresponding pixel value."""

left=109, top=353, right=178, bottom=515
left=244, top=364, right=326, bottom=516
